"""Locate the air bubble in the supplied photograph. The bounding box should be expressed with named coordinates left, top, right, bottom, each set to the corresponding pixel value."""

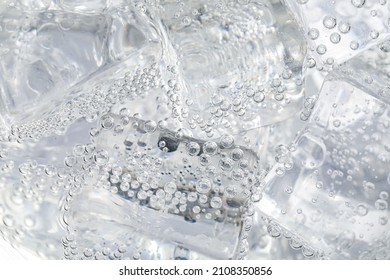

left=375, top=199, right=388, bottom=210
left=83, top=248, right=93, bottom=258
left=333, top=119, right=341, bottom=127
left=338, top=21, right=351, bottom=34
left=330, top=32, right=341, bottom=44
left=302, top=246, right=315, bottom=258
left=326, top=58, right=334, bottom=65
left=101, top=114, right=115, bottom=129
left=224, top=186, right=237, bottom=198
left=379, top=191, right=389, bottom=200
left=220, top=135, right=234, bottom=148
left=45, top=165, right=57, bottom=176
left=323, top=16, right=337, bottom=29
left=274, top=93, right=284, bottom=101
left=308, top=28, right=319, bottom=40
left=379, top=40, right=390, bottom=52
left=196, top=179, right=212, bottom=194
left=120, top=108, right=130, bottom=117
left=164, top=182, right=177, bottom=194
left=137, top=190, right=147, bottom=200
left=114, top=125, right=124, bottom=134
left=203, top=141, right=218, bottom=155
left=351, top=0, right=365, bottom=8
left=253, top=92, right=265, bottom=103
left=231, top=148, right=244, bottom=161
left=219, top=158, right=234, bottom=171
left=186, top=142, right=201, bottom=156
left=144, top=120, right=157, bottom=133
left=350, top=41, right=359, bottom=50
left=275, top=167, right=285, bottom=177
left=182, top=16, right=191, bottom=26
left=94, top=150, right=109, bottom=166
left=307, top=58, right=316, bottom=68
left=89, top=128, right=99, bottom=138
left=119, top=182, right=130, bottom=192
left=199, top=154, right=211, bottom=166
left=187, top=192, right=197, bottom=202
left=193, top=205, right=201, bottom=214
left=210, top=197, right=222, bottom=209
left=369, top=30, right=379, bottom=39
left=267, top=224, right=281, bottom=238
left=64, top=156, right=77, bottom=167
left=316, top=44, right=327, bottom=55
left=73, top=145, right=85, bottom=156
left=357, top=204, right=368, bottom=216
left=122, top=173, right=132, bottom=183
left=285, top=186, right=293, bottom=194
left=3, top=214, right=14, bottom=227
left=379, top=216, right=388, bottom=225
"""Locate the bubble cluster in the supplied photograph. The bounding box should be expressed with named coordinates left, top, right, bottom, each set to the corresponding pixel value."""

left=7, top=64, right=161, bottom=142
left=56, top=106, right=261, bottom=259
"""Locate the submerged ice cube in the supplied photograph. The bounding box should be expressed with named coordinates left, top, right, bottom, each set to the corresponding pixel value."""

left=61, top=102, right=269, bottom=259
left=285, top=0, right=390, bottom=67
left=0, top=10, right=108, bottom=120
left=0, top=1, right=163, bottom=139
left=0, top=118, right=96, bottom=259
left=156, top=0, right=307, bottom=129
left=257, top=46, right=390, bottom=259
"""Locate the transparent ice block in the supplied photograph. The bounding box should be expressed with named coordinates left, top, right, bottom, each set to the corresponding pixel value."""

left=61, top=101, right=269, bottom=259
left=155, top=0, right=307, bottom=130
left=0, top=1, right=163, bottom=140
left=0, top=118, right=96, bottom=258
left=257, top=45, right=390, bottom=259
left=285, top=0, right=390, bottom=68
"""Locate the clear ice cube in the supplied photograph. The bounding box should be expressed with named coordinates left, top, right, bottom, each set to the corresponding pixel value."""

left=285, top=0, right=390, bottom=67
left=0, top=1, right=163, bottom=139
left=61, top=103, right=269, bottom=259
left=156, top=0, right=307, bottom=129
left=0, top=118, right=96, bottom=258
left=257, top=45, right=390, bottom=259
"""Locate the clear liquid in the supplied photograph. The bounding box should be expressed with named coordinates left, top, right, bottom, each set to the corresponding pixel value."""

left=1, top=0, right=388, bottom=260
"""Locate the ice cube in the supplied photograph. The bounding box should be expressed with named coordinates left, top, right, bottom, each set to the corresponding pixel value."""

left=156, top=0, right=307, bottom=129
left=0, top=2, right=163, bottom=140
left=0, top=118, right=95, bottom=259
left=0, top=9, right=109, bottom=121
left=257, top=45, right=390, bottom=259
left=61, top=106, right=269, bottom=259
left=285, top=0, right=390, bottom=67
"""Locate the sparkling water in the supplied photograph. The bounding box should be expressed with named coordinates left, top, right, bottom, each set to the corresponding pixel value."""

left=0, top=0, right=389, bottom=260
